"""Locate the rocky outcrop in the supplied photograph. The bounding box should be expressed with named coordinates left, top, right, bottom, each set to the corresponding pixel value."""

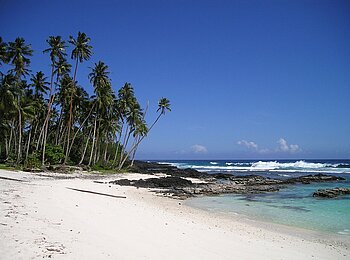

left=285, top=174, right=345, bottom=184
left=313, top=188, right=350, bottom=198
left=115, top=161, right=347, bottom=200
left=131, top=161, right=211, bottom=179
left=110, top=176, right=194, bottom=188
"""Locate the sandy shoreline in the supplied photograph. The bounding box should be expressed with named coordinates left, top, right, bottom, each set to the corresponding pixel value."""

left=0, top=169, right=349, bottom=259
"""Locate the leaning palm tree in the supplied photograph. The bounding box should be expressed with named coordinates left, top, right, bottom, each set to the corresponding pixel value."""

left=118, top=97, right=171, bottom=169
left=7, top=38, right=33, bottom=163
left=65, top=32, right=92, bottom=163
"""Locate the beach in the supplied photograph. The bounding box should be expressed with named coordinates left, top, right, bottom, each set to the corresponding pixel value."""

left=0, top=169, right=349, bottom=259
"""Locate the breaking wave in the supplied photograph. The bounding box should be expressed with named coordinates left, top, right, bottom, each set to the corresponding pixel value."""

left=159, top=160, right=350, bottom=174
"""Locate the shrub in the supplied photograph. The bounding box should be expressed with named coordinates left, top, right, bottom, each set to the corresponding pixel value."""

left=24, top=153, right=41, bottom=169
left=45, top=144, right=65, bottom=165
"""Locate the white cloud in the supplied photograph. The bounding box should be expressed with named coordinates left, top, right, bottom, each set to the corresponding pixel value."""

left=277, top=138, right=289, bottom=152
left=258, top=148, right=270, bottom=154
left=277, top=138, right=301, bottom=153
left=237, top=140, right=258, bottom=150
left=191, top=144, right=208, bottom=154
left=237, top=138, right=301, bottom=154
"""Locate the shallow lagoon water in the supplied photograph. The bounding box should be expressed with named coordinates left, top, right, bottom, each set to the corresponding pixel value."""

left=186, top=178, right=350, bottom=235
left=157, top=160, right=350, bottom=235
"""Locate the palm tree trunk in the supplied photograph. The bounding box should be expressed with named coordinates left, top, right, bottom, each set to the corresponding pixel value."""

left=8, top=120, right=14, bottom=155
left=113, top=125, right=123, bottom=164
left=32, top=121, right=38, bottom=147
left=118, top=130, right=132, bottom=169
left=130, top=101, right=148, bottom=166
left=118, top=124, right=129, bottom=166
left=6, top=119, right=15, bottom=161
left=103, top=142, right=108, bottom=162
left=5, top=136, right=8, bottom=159
left=17, top=96, right=22, bottom=163
left=130, top=135, right=141, bottom=167
left=25, top=125, right=32, bottom=160
left=36, top=116, right=49, bottom=150
left=79, top=129, right=91, bottom=165
left=55, top=108, right=63, bottom=145
left=64, top=95, right=73, bottom=164
left=118, top=114, right=162, bottom=170
left=41, top=65, right=55, bottom=165
left=88, top=115, right=97, bottom=166
left=93, top=132, right=99, bottom=164
left=67, top=103, right=95, bottom=157
left=64, top=58, right=79, bottom=164
left=41, top=115, right=50, bottom=165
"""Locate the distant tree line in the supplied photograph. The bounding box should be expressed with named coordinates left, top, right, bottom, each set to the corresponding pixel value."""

left=0, top=33, right=171, bottom=170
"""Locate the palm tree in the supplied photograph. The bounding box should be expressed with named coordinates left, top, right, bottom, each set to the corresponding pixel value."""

left=130, top=118, right=148, bottom=166
left=1, top=35, right=173, bottom=170
left=52, top=57, right=71, bottom=145
left=30, top=71, right=49, bottom=98
left=7, top=38, right=33, bottom=163
left=41, top=36, right=67, bottom=164
left=116, top=83, right=134, bottom=166
left=19, top=89, right=36, bottom=161
left=0, top=74, right=18, bottom=159
left=7, top=38, right=33, bottom=79
left=54, top=57, right=71, bottom=80
left=0, top=37, right=9, bottom=66
left=66, top=32, right=92, bottom=164
left=118, top=97, right=171, bottom=169
left=87, top=61, right=112, bottom=165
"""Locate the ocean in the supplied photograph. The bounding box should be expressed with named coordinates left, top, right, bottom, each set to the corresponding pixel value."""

left=155, top=159, right=350, bottom=236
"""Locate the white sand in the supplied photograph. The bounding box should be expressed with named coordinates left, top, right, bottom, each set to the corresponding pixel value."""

left=0, top=169, right=349, bottom=259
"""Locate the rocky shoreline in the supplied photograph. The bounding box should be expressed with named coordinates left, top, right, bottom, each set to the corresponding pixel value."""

left=313, top=188, right=350, bottom=198
left=109, top=161, right=347, bottom=199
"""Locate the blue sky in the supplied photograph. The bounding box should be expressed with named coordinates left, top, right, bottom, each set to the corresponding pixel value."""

left=2, top=0, right=350, bottom=159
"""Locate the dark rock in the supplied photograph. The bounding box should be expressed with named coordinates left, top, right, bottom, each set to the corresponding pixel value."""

left=112, top=179, right=132, bottom=186
left=313, top=188, right=350, bottom=198
left=285, top=174, right=345, bottom=184
left=131, top=160, right=210, bottom=179
left=114, top=161, right=347, bottom=200
left=110, top=176, right=194, bottom=188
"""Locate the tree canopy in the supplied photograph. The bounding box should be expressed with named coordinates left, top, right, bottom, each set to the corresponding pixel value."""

left=0, top=33, right=170, bottom=170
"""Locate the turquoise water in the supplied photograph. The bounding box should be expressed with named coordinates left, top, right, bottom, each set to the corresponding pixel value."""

left=187, top=182, right=350, bottom=235
left=157, top=160, right=350, bottom=235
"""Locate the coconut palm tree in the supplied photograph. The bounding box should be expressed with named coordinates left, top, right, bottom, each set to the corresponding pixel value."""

left=0, top=37, right=9, bottom=66
left=0, top=74, right=18, bottom=159
left=7, top=38, right=33, bottom=163
left=87, top=61, right=113, bottom=165
left=53, top=75, right=74, bottom=147
left=54, top=57, right=71, bottom=80
left=65, top=32, right=92, bottom=163
left=7, top=38, right=33, bottom=79
left=30, top=71, right=49, bottom=98
left=41, top=36, right=67, bottom=164
left=118, top=97, right=171, bottom=169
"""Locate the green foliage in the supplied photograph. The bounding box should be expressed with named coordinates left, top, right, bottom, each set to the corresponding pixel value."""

left=44, top=144, right=65, bottom=165
left=24, top=153, right=41, bottom=169
left=0, top=34, right=170, bottom=171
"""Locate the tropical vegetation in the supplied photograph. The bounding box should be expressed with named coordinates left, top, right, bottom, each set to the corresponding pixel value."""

left=0, top=33, right=171, bottom=170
